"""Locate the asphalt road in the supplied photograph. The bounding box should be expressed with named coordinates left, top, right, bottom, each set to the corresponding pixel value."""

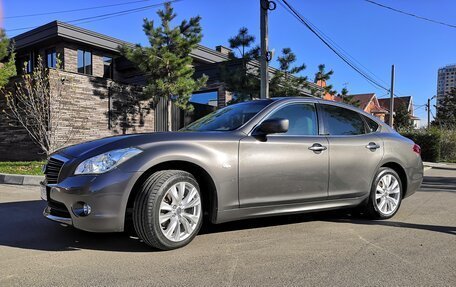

left=0, top=168, right=455, bottom=286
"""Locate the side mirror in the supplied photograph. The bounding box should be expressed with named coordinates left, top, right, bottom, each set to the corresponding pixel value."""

left=253, top=118, right=289, bottom=136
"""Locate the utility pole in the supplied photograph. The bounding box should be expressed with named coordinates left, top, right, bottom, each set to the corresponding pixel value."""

left=260, top=0, right=270, bottom=99
left=426, top=95, right=436, bottom=128
left=389, top=65, right=395, bottom=128
left=427, top=97, right=431, bottom=128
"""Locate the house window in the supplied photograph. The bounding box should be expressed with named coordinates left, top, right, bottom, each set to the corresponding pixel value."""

left=46, top=48, right=57, bottom=68
left=77, top=49, right=92, bottom=75
left=103, top=56, right=113, bottom=78
left=17, top=52, right=34, bottom=74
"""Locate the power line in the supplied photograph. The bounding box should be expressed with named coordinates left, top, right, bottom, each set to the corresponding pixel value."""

left=279, top=1, right=390, bottom=89
left=414, top=104, right=426, bottom=111
left=279, top=0, right=390, bottom=92
left=6, top=0, right=181, bottom=33
left=364, top=0, right=456, bottom=29
left=4, top=0, right=152, bottom=20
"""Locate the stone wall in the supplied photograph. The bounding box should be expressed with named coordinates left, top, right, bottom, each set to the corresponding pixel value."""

left=0, top=69, right=155, bottom=161
left=50, top=69, right=155, bottom=149
left=0, top=88, right=44, bottom=161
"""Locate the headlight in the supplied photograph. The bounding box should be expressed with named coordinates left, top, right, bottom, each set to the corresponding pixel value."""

left=74, top=147, right=142, bottom=175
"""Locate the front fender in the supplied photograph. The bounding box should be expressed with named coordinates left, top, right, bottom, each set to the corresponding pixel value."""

left=118, top=140, right=240, bottom=215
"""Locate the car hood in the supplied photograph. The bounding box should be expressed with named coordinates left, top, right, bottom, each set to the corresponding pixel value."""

left=57, top=131, right=240, bottom=159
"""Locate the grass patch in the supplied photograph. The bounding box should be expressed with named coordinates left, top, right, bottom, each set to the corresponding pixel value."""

left=0, top=161, right=45, bottom=175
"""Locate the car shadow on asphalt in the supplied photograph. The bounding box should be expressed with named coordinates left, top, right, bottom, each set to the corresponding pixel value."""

left=0, top=200, right=153, bottom=253
left=0, top=199, right=453, bottom=253
left=419, top=176, right=456, bottom=192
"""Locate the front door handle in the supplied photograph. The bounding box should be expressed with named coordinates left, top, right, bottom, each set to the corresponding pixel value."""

left=309, top=143, right=327, bottom=152
left=366, top=142, right=380, bottom=150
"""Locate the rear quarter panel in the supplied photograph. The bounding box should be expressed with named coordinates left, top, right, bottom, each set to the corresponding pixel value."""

left=380, top=132, right=423, bottom=197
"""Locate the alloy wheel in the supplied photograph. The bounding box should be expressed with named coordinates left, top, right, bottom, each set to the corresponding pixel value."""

left=375, top=173, right=401, bottom=216
left=159, top=181, right=202, bottom=242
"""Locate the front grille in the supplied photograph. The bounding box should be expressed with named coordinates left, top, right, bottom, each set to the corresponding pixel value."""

left=44, top=157, right=64, bottom=184
left=48, top=199, right=71, bottom=218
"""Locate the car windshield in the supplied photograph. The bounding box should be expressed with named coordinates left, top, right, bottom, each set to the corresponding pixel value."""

left=182, top=100, right=273, bottom=132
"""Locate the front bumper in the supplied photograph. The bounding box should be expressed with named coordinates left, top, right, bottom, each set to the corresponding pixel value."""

left=42, top=168, right=142, bottom=232
left=404, top=161, right=424, bottom=198
left=43, top=206, right=73, bottom=225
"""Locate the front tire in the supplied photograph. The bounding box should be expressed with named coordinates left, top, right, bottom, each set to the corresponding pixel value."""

left=362, top=167, right=403, bottom=219
left=133, top=170, right=203, bottom=250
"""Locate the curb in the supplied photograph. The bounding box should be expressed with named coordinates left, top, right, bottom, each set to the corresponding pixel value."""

left=429, top=166, right=456, bottom=171
left=0, top=173, right=44, bottom=186
left=423, top=162, right=456, bottom=171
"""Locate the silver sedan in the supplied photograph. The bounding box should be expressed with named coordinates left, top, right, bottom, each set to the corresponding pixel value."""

left=41, top=98, right=423, bottom=250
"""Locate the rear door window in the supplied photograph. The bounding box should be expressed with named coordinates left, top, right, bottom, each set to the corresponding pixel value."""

left=362, top=115, right=380, bottom=132
left=320, top=104, right=366, bottom=136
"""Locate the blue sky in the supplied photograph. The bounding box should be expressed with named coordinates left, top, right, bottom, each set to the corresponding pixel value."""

left=2, top=0, right=455, bottom=123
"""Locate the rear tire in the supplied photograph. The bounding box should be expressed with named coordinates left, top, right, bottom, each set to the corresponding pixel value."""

left=361, top=167, right=403, bottom=219
left=132, top=170, right=203, bottom=250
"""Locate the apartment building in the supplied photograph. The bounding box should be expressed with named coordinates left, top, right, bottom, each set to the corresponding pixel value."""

left=437, top=64, right=456, bottom=106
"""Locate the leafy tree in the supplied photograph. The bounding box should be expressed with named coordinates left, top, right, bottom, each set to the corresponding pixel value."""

left=394, top=102, right=414, bottom=131
left=121, top=3, right=207, bottom=131
left=0, top=29, right=17, bottom=87
left=221, top=27, right=260, bottom=104
left=2, top=57, right=82, bottom=156
left=269, top=48, right=307, bottom=97
left=434, top=87, right=456, bottom=127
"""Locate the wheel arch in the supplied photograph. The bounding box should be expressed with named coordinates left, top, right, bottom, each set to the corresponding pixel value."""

left=380, top=161, right=408, bottom=197
left=124, top=160, right=218, bottom=229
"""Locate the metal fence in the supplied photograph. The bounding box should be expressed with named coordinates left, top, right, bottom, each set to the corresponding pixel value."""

left=154, top=97, right=184, bottom=132
left=154, top=98, right=216, bottom=132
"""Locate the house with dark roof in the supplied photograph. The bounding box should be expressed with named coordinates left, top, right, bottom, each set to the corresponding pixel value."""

left=325, top=91, right=420, bottom=128
left=378, top=96, right=420, bottom=128
left=343, top=93, right=388, bottom=121
left=0, top=21, right=322, bottom=160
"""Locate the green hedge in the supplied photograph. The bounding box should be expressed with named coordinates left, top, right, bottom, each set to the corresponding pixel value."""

left=440, top=129, right=456, bottom=163
left=402, top=128, right=456, bottom=163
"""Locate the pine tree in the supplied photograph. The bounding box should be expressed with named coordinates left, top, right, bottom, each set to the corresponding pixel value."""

left=269, top=48, right=307, bottom=97
left=434, top=88, right=456, bottom=127
left=314, top=64, right=334, bottom=82
left=394, top=103, right=414, bottom=131
left=338, top=87, right=361, bottom=107
left=220, top=27, right=260, bottom=104
left=312, top=64, right=334, bottom=97
left=121, top=3, right=207, bottom=131
left=0, top=29, right=17, bottom=87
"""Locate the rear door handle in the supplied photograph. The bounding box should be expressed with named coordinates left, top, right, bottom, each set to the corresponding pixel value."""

left=309, top=143, right=327, bottom=152
left=366, top=142, right=380, bottom=150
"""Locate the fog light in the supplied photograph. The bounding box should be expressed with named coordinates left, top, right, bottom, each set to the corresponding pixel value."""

left=83, top=203, right=91, bottom=215
left=72, top=202, right=92, bottom=217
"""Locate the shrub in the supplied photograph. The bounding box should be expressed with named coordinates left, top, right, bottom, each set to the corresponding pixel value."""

left=402, top=128, right=456, bottom=163
left=401, top=128, right=442, bottom=162
left=440, top=129, right=456, bottom=163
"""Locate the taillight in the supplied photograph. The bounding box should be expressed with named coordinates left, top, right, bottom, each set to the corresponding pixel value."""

left=413, top=144, right=421, bottom=155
